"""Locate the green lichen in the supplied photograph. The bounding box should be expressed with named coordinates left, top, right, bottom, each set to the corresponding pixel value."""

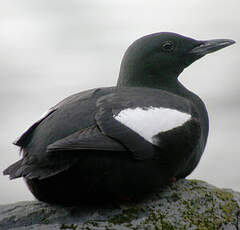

left=81, top=181, right=239, bottom=230
left=215, top=189, right=234, bottom=201
left=143, top=210, right=175, bottom=230
left=86, top=221, right=100, bottom=227
left=216, top=190, right=239, bottom=223
left=109, top=206, right=140, bottom=225
left=175, top=184, right=238, bottom=229
left=171, top=192, right=180, bottom=201
left=60, top=223, right=78, bottom=230
left=52, top=180, right=240, bottom=230
left=104, top=226, right=115, bottom=230
left=121, top=180, right=238, bottom=230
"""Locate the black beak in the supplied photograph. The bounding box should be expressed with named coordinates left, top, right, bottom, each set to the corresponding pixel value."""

left=190, top=39, right=236, bottom=56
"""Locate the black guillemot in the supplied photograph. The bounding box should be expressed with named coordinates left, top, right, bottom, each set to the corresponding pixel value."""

left=3, top=32, right=235, bottom=204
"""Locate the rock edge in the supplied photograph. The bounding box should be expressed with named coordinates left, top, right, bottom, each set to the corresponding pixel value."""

left=0, top=179, right=240, bottom=230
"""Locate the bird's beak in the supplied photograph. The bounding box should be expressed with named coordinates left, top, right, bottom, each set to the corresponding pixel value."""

left=190, top=39, right=236, bottom=56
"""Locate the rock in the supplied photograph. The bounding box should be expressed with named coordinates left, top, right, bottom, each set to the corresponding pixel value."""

left=0, top=179, right=240, bottom=230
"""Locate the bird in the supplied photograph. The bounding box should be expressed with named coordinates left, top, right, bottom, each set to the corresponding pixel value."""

left=3, top=32, right=235, bottom=205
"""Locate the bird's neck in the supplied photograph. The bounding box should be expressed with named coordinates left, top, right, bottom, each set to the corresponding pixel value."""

left=163, top=80, right=199, bottom=102
left=117, top=69, right=202, bottom=109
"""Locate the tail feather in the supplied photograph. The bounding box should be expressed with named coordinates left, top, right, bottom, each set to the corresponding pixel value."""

left=3, top=159, right=76, bottom=180
left=3, top=159, right=24, bottom=179
left=3, top=150, right=81, bottom=180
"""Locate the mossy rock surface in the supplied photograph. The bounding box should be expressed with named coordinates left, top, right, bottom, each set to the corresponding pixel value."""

left=0, top=179, right=240, bottom=230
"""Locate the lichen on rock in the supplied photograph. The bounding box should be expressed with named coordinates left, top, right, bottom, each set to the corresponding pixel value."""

left=0, top=179, right=239, bottom=230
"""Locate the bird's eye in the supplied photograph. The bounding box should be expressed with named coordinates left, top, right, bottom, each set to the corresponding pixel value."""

left=162, top=41, right=174, bottom=52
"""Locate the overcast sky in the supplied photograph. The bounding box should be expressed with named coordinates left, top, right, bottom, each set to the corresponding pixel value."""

left=0, top=0, right=239, bottom=204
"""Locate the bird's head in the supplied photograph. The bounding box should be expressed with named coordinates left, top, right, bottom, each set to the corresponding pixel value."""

left=117, top=32, right=235, bottom=89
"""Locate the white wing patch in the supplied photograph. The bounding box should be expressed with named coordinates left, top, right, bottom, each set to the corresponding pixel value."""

left=114, top=106, right=191, bottom=144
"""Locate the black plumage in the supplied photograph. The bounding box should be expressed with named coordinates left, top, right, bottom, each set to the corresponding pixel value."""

left=3, top=32, right=235, bottom=204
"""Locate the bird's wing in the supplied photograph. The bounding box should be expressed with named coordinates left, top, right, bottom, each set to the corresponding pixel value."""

left=96, top=107, right=156, bottom=160
left=13, top=88, right=101, bottom=148
left=3, top=148, right=83, bottom=180
left=95, top=88, right=201, bottom=161
left=95, top=90, right=160, bottom=160
left=47, top=125, right=127, bottom=152
left=13, top=108, right=56, bottom=147
left=4, top=124, right=127, bottom=180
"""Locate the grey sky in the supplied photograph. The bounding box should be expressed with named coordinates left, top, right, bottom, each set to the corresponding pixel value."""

left=0, top=0, right=239, bottom=204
